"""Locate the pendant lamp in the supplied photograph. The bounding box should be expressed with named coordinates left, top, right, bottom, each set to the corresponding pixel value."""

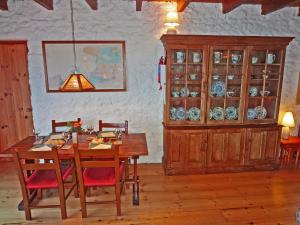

left=60, top=0, right=95, bottom=91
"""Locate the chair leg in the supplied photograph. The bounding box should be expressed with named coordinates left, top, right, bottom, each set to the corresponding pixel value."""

left=23, top=189, right=32, bottom=220
left=58, top=187, right=67, bottom=219
left=37, top=189, right=43, bottom=200
left=80, top=187, right=87, bottom=218
left=72, top=170, right=79, bottom=198
left=115, top=185, right=121, bottom=216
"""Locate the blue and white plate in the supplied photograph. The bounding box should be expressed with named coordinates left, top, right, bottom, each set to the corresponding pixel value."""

left=212, top=107, right=224, bottom=120
left=209, top=109, right=213, bottom=120
left=188, top=107, right=201, bottom=121
left=180, top=87, right=190, bottom=97
left=170, top=107, right=177, bottom=120
left=249, top=86, right=258, bottom=97
left=211, top=81, right=225, bottom=97
left=255, top=106, right=267, bottom=119
left=175, top=107, right=186, bottom=120
left=247, top=108, right=256, bottom=120
left=225, top=106, right=238, bottom=120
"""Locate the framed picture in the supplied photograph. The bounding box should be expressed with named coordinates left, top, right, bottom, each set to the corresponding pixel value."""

left=42, top=40, right=126, bottom=92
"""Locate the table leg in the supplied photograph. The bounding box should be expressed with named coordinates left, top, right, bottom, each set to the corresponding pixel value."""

left=132, top=157, right=140, bottom=205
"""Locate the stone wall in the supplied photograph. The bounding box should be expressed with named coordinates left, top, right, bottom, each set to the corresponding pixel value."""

left=0, top=0, right=299, bottom=162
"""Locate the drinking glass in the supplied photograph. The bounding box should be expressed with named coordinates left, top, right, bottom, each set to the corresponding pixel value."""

left=86, top=124, right=94, bottom=134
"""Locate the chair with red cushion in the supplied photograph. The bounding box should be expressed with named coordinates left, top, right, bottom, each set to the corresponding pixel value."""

left=13, top=147, right=77, bottom=220
left=52, top=118, right=81, bottom=133
left=98, top=120, right=130, bottom=186
left=74, top=143, right=125, bottom=217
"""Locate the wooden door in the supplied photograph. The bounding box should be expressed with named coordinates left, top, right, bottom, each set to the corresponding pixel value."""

left=166, top=130, right=186, bottom=168
left=245, top=127, right=280, bottom=164
left=207, top=128, right=245, bottom=167
left=0, top=42, right=33, bottom=152
left=185, top=130, right=207, bottom=168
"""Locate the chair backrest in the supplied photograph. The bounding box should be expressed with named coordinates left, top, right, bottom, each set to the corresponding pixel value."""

left=98, top=120, right=128, bottom=134
left=52, top=118, right=81, bottom=133
left=13, top=147, right=63, bottom=189
left=298, top=126, right=300, bottom=137
left=74, top=144, right=121, bottom=186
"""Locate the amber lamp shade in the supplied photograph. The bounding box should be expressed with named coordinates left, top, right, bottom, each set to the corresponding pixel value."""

left=60, top=73, right=95, bottom=92
left=281, top=112, right=295, bottom=139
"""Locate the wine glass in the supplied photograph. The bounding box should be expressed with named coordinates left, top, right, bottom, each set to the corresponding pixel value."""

left=86, top=124, right=94, bottom=134
left=33, top=128, right=40, bottom=141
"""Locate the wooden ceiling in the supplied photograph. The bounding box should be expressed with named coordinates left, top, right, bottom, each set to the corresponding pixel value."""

left=0, top=0, right=299, bottom=16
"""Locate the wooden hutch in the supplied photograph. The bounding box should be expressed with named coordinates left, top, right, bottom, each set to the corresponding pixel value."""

left=161, top=35, right=294, bottom=175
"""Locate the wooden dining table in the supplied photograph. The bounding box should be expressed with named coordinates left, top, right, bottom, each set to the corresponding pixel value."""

left=10, top=133, right=148, bottom=207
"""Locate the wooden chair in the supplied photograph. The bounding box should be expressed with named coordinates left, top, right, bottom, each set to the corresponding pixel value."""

left=74, top=143, right=125, bottom=217
left=99, top=120, right=130, bottom=186
left=98, top=120, right=128, bottom=134
left=13, top=147, right=77, bottom=220
left=52, top=118, right=81, bottom=133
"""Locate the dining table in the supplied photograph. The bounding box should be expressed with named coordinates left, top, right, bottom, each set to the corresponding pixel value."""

left=9, top=132, right=148, bottom=209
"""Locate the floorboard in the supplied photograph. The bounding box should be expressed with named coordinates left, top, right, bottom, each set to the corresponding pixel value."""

left=0, top=162, right=300, bottom=224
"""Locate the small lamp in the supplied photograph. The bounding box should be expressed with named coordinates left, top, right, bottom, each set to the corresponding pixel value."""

left=164, top=11, right=179, bottom=34
left=281, top=111, right=295, bottom=139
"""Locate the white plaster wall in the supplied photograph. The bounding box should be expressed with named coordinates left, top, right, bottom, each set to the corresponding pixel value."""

left=0, top=0, right=300, bottom=162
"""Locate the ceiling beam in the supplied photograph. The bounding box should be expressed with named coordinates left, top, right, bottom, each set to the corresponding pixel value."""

left=85, top=0, right=97, bottom=10
left=261, top=0, right=300, bottom=15
left=0, top=0, right=8, bottom=10
left=177, top=0, right=190, bottom=12
left=136, top=0, right=143, bottom=11
left=33, top=0, right=53, bottom=10
left=222, top=0, right=247, bottom=14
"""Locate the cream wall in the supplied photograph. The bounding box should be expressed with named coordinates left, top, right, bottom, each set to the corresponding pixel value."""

left=0, top=0, right=299, bottom=162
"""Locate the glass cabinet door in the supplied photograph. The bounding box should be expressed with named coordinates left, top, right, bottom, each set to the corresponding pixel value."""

left=245, top=48, right=283, bottom=122
left=168, top=48, right=204, bottom=123
left=207, top=47, right=246, bottom=123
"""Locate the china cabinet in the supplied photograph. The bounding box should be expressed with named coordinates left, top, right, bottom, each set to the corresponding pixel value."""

left=161, top=35, right=293, bottom=175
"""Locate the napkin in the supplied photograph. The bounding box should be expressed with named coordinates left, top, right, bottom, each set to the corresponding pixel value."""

left=99, top=131, right=116, bottom=138
left=90, top=143, right=112, bottom=150
left=30, top=144, right=52, bottom=152
left=44, top=139, right=65, bottom=146
left=50, top=134, right=64, bottom=140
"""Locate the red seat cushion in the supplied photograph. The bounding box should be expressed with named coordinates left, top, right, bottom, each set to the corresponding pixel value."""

left=83, top=163, right=124, bottom=187
left=26, top=166, right=74, bottom=189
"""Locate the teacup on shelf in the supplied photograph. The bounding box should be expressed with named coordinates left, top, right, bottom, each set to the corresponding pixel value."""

left=189, top=73, right=197, bottom=80
left=226, top=91, right=235, bottom=97
left=212, top=75, right=219, bottom=80
left=190, top=91, right=199, bottom=97
left=259, top=90, right=271, bottom=96
left=172, top=91, right=180, bottom=97
left=227, top=75, right=235, bottom=80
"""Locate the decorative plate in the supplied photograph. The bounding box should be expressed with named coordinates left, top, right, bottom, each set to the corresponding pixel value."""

left=211, top=81, right=225, bottom=97
left=225, top=106, right=238, bottom=120
left=249, top=86, right=258, bottom=97
left=254, top=106, right=267, bottom=119
left=209, top=109, right=213, bottom=120
left=212, top=107, right=224, bottom=120
left=188, top=107, right=201, bottom=121
left=170, top=107, right=177, bottom=120
left=180, top=87, right=190, bottom=97
left=175, top=107, right=186, bottom=120
left=247, top=108, right=256, bottom=120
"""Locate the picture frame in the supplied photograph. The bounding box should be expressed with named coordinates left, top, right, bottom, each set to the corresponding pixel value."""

left=42, top=40, right=126, bottom=92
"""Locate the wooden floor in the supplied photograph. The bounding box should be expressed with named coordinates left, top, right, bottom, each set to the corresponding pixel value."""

left=1, top=162, right=300, bottom=225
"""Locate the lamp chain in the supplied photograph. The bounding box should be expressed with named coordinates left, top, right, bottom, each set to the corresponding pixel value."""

left=70, top=0, right=77, bottom=72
